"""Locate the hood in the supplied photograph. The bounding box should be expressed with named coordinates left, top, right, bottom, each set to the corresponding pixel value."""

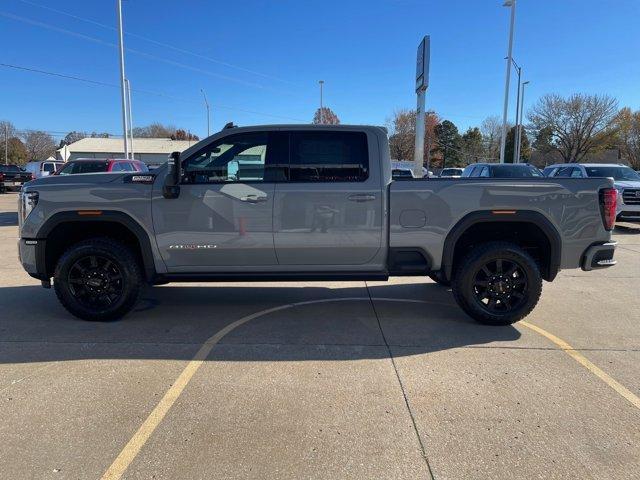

left=22, top=173, right=124, bottom=190
left=614, top=180, right=640, bottom=189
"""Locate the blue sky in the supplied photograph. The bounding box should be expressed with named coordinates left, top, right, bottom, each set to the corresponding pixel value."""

left=1, top=0, right=639, bottom=141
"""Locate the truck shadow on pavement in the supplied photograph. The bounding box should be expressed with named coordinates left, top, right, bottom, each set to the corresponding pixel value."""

left=0, top=212, right=18, bottom=226
left=0, top=282, right=521, bottom=364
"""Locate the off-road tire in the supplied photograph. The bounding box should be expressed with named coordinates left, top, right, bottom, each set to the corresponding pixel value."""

left=54, top=238, right=142, bottom=321
left=451, top=241, right=542, bottom=326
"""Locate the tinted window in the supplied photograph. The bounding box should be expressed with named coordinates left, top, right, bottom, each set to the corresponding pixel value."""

left=58, top=161, right=109, bottom=175
left=542, top=166, right=558, bottom=177
left=110, top=162, right=125, bottom=172
left=584, top=166, right=640, bottom=181
left=43, top=163, right=57, bottom=173
left=289, top=131, right=368, bottom=182
left=487, top=165, right=543, bottom=178
left=0, top=165, right=21, bottom=172
left=479, top=166, right=490, bottom=177
left=555, top=167, right=575, bottom=177
left=183, top=132, right=286, bottom=183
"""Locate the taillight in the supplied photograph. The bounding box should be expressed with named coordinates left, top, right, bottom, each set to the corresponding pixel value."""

left=599, top=188, right=617, bottom=231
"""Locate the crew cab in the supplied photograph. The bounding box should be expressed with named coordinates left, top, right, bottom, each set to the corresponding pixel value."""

left=18, top=125, right=617, bottom=325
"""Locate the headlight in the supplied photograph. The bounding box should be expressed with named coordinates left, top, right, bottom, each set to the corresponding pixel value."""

left=19, top=191, right=39, bottom=226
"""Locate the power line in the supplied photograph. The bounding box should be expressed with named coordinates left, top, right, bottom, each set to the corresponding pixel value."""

left=15, top=0, right=299, bottom=87
left=0, top=10, right=294, bottom=93
left=0, top=62, right=306, bottom=122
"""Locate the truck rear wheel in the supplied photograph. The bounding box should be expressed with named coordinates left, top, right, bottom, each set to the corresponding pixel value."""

left=451, top=241, right=542, bottom=326
left=53, top=238, right=142, bottom=321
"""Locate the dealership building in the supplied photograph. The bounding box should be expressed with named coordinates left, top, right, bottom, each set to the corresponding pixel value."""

left=57, top=138, right=194, bottom=165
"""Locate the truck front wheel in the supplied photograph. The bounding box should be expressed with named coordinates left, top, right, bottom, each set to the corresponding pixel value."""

left=53, top=238, right=142, bottom=321
left=451, top=242, right=542, bottom=326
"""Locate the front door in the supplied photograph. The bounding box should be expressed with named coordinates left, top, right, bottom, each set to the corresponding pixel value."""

left=273, top=130, right=383, bottom=266
left=152, top=131, right=286, bottom=270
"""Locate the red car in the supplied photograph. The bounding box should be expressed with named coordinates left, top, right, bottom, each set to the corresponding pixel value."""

left=56, top=158, right=149, bottom=175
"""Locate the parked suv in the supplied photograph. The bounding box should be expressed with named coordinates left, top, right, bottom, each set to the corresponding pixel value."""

left=544, top=163, right=640, bottom=222
left=56, top=158, right=148, bottom=175
left=18, top=125, right=617, bottom=324
left=462, top=163, right=543, bottom=178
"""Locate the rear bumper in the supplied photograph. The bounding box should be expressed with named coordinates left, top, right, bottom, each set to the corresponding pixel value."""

left=581, top=241, right=617, bottom=271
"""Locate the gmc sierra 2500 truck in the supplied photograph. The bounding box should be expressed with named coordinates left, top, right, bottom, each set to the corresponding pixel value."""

left=18, top=125, right=618, bottom=324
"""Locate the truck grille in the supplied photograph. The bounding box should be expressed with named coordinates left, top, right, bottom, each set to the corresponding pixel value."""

left=622, top=189, right=640, bottom=205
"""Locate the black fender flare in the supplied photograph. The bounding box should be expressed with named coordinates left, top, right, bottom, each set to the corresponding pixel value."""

left=36, top=210, right=157, bottom=281
left=441, top=210, right=562, bottom=282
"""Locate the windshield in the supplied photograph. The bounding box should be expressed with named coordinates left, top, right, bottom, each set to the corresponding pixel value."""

left=57, top=161, right=109, bottom=175
left=491, top=165, right=543, bottom=178
left=584, top=166, right=640, bottom=181
left=0, top=165, right=23, bottom=172
left=441, top=168, right=462, bottom=175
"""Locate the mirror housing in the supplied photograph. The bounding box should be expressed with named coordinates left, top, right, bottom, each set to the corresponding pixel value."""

left=163, top=151, right=182, bottom=199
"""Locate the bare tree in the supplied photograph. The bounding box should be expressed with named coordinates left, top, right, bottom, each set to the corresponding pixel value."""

left=480, top=115, right=507, bottom=161
left=528, top=93, right=618, bottom=163
left=387, top=109, right=439, bottom=163
left=614, top=107, right=640, bottom=170
left=23, top=130, right=57, bottom=160
left=312, top=107, right=340, bottom=125
left=132, top=123, right=177, bottom=138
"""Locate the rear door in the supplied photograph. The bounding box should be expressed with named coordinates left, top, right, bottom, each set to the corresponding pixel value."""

left=153, top=131, right=286, bottom=269
left=273, top=130, right=383, bottom=266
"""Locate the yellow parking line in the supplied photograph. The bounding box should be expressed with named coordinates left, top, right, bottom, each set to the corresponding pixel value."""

left=520, top=321, right=640, bottom=410
left=101, top=297, right=372, bottom=480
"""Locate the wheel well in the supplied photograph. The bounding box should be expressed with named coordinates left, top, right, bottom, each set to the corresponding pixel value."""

left=450, top=221, right=555, bottom=281
left=44, top=221, right=145, bottom=277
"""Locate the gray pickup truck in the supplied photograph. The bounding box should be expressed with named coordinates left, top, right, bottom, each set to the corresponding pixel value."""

left=18, top=125, right=618, bottom=325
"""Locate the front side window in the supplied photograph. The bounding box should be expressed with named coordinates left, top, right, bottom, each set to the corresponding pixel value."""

left=289, top=131, right=368, bottom=182
left=479, top=166, right=490, bottom=177
left=43, top=163, right=56, bottom=174
left=183, top=132, right=282, bottom=184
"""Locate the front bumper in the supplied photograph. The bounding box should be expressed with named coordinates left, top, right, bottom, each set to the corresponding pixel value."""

left=18, top=238, right=48, bottom=280
left=581, top=241, right=617, bottom=271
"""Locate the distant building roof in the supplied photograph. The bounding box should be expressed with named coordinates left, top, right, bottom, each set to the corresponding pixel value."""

left=58, top=137, right=194, bottom=154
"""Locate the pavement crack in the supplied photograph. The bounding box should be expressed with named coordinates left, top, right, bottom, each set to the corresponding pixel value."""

left=365, top=282, right=436, bottom=480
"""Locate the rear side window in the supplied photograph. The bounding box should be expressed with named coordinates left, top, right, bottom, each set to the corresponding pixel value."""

left=43, top=163, right=57, bottom=173
left=289, top=131, right=368, bottom=182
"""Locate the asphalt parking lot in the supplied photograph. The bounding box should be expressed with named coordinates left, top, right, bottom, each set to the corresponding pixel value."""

left=1, top=191, right=639, bottom=480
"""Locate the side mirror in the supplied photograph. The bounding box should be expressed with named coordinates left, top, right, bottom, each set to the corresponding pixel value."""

left=163, top=151, right=182, bottom=199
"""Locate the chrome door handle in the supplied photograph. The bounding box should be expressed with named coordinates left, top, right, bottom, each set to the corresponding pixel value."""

left=240, top=194, right=268, bottom=203
left=348, top=194, right=376, bottom=202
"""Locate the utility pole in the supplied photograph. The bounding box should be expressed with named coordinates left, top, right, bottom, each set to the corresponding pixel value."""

left=201, top=89, right=210, bottom=136
left=125, top=78, right=134, bottom=159
left=318, top=80, right=324, bottom=124
left=511, top=58, right=521, bottom=163
left=413, top=36, right=430, bottom=178
left=499, top=0, right=516, bottom=163
left=116, top=0, right=129, bottom=159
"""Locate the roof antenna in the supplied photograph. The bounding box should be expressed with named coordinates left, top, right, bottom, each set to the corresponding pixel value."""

left=223, top=122, right=237, bottom=130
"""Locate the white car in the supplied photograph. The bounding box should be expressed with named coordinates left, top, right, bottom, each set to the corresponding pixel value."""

left=543, top=163, right=640, bottom=222
left=439, top=167, right=464, bottom=178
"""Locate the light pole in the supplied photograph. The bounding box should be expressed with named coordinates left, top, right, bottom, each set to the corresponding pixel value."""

left=116, top=0, right=129, bottom=158
left=318, top=80, right=324, bottom=124
left=516, top=80, right=530, bottom=162
left=499, top=0, right=516, bottom=163
left=200, top=89, right=211, bottom=136
left=125, top=78, right=134, bottom=159
left=4, top=124, right=8, bottom=165
left=511, top=58, right=521, bottom=163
